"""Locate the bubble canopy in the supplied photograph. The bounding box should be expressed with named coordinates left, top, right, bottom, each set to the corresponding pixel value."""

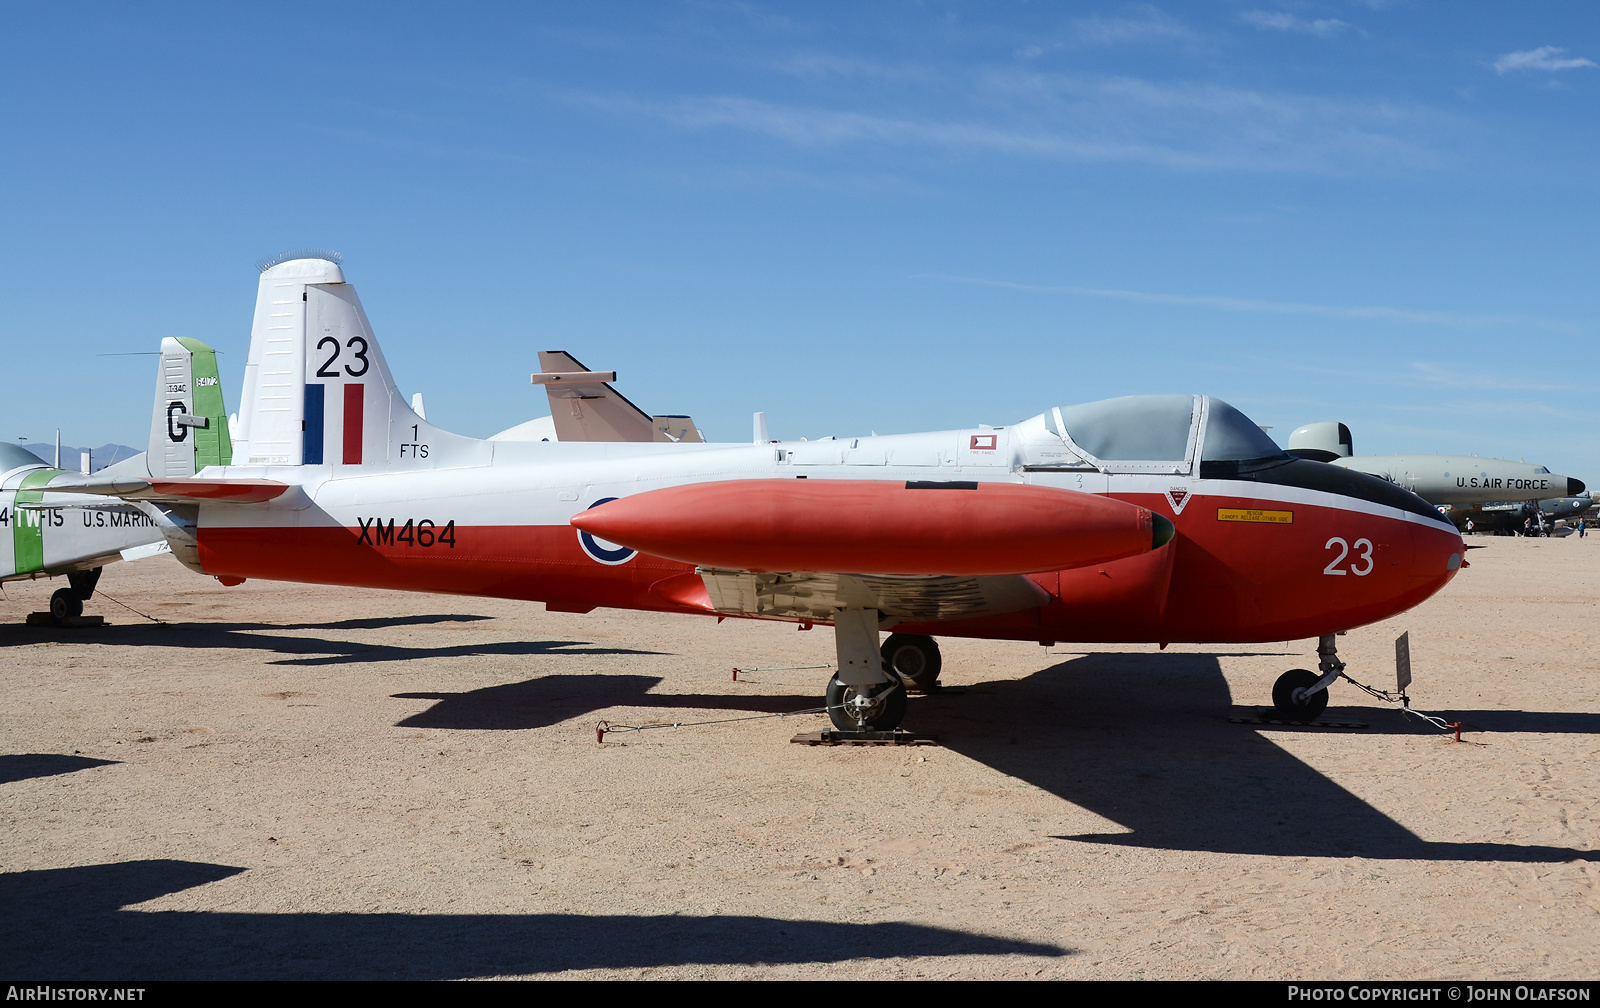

left=1045, top=394, right=1284, bottom=466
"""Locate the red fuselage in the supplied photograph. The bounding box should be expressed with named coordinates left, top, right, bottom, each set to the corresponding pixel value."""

left=193, top=459, right=1463, bottom=645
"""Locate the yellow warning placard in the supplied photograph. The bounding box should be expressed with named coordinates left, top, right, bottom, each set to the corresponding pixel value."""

left=1217, top=507, right=1293, bottom=524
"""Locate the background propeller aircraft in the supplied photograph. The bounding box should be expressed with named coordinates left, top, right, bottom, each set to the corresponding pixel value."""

left=45, top=256, right=1468, bottom=729
left=1, top=337, right=232, bottom=621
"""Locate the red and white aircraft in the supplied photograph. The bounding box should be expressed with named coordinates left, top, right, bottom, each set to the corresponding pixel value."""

left=52, top=256, right=1467, bottom=731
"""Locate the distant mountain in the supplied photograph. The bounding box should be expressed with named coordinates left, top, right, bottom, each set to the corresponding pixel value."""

left=18, top=443, right=142, bottom=473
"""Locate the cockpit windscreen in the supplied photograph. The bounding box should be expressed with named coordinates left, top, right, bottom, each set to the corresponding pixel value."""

left=1200, top=398, right=1286, bottom=462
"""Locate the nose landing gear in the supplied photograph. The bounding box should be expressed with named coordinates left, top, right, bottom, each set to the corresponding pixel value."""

left=1271, top=634, right=1344, bottom=722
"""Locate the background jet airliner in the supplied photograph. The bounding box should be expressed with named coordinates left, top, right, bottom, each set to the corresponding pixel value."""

left=47, top=256, right=1467, bottom=729
left=1286, top=421, right=1586, bottom=529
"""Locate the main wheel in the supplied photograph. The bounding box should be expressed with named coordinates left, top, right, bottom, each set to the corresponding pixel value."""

left=49, top=588, right=83, bottom=621
left=825, top=676, right=908, bottom=732
left=881, top=633, right=942, bottom=691
left=1271, top=668, right=1328, bottom=722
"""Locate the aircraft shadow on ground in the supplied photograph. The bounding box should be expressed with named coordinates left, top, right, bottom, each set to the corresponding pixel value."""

left=1247, top=708, right=1600, bottom=737
left=0, top=860, right=1067, bottom=979
left=911, top=653, right=1599, bottom=864
left=1448, top=710, right=1600, bottom=734
left=395, top=675, right=821, bottom=731
left=0, top=618, right=663, bottom=667
left=0, top=754, right=119, bottom=785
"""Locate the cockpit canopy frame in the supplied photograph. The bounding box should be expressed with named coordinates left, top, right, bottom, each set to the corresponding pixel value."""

left=1039, top=394, right=1284, bottom=476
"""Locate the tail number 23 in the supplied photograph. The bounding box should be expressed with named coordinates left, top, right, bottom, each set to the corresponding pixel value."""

left=1324, top=537, right=1374, bottom=576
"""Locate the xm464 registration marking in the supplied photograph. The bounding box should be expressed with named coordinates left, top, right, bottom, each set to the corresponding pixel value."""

left=356, top=517, right=456, bottom=548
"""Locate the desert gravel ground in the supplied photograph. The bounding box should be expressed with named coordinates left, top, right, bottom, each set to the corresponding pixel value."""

left=1, top=536, right=1597, bottom=980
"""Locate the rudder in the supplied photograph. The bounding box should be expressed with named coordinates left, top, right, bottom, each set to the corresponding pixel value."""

left=149, top=337, right=231, bottom=477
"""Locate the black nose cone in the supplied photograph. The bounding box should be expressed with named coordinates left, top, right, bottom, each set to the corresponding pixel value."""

left=1567, top=477, right=1586, bottom=496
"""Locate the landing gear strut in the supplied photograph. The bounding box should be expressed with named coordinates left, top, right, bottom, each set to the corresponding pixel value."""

left=826, top=607, right=906, bottom=732
left=1271, top=634, right=1344, bottom=722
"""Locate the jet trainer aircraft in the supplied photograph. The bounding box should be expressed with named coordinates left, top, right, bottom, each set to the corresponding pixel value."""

left=46, top=256, right=1468, bottom=729
left=1286, top=422, right=1586, bottom=529
left=1, top=337, right=229, bottom=619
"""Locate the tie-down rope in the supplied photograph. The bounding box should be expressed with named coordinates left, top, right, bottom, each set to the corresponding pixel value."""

left=1338, top=673, right=1484, bottom=745
left=595, top=704, right=839, bottom=743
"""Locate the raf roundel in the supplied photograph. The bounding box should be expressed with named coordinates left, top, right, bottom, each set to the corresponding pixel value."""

left=577, top=497, right=638, bottom=565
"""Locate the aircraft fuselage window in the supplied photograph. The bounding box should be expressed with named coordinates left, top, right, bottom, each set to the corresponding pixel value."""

left=1056, top=395, right=1193, bottom=461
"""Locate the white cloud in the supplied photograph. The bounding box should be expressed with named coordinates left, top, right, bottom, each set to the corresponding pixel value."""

left=1493, top=46, right=1597, bottom=74
left=1015, top=5, right=1205, bottom=59
left=916, top=274, right=1580, bottom=333
left=1406, top=363, right=1571, bottom=392
left=1069, top=6, right=1202, bottom=48
left=560, top=71, right=1450, bottom=176
left=776, top=53, right=936, bottom=85
left=1240, top=10, right=1352, bottom=36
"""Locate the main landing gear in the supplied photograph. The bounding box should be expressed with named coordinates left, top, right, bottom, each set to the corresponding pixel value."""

left=1271, top=634, right=1345, bottom=722
left=823, top=609, right=938, bottom=732
left=47, top=567, right=102, bottom=623
left=881, top=632, right=942, bottom=692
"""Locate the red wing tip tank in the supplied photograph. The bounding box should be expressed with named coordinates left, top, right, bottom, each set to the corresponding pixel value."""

left=569, top=478, right=1174, bottom=576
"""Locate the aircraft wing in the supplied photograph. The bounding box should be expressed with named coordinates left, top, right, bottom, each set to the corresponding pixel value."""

left=39, top=474, right=290, bottom=504
left=581, top=478, right=1173, bottom=623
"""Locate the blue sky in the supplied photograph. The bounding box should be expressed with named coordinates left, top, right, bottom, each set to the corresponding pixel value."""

left=2, top=2, right=1595, bottom=480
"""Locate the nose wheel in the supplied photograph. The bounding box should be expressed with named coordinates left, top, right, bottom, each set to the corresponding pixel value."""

left=1270, top=634, right=1344, bottom=722
left=1271, top=669, right=1328, bottom=722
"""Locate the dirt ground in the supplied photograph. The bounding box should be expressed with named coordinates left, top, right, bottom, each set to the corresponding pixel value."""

left=1, top=535, right=1596, bottom=980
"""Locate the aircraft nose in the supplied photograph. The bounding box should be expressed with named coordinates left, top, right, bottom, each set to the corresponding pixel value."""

left=1568, top=477, right=1586, bottom=496
left=1413, top=521, right=1467, bottom=590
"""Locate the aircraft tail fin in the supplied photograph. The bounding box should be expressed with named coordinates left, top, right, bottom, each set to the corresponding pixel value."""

left=231, top=256, right=487, bottom=470
left=148, top=337, right=231, bottom=477
left=533, top=350, right=704, bottom=443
